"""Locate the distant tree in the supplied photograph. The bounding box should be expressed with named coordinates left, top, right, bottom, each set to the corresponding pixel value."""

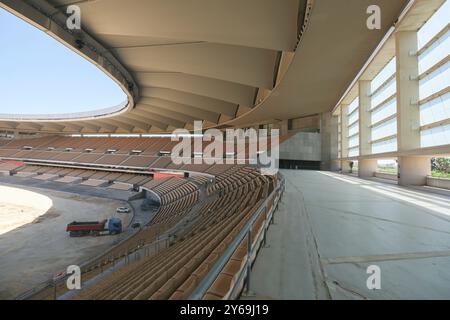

left=432, top=158, right=450, bottom=173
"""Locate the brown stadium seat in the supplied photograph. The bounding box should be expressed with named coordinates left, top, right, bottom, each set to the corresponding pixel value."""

left=9, top=150, right=35, bottom=159
left=44, top=167, right=64, bottom=175
left=72, top=153, right=104, bottom=164
left=77, top=170, right=97, bottom=179
left=95, top=154, right=130, bottom=166
left=120, top=156, right=158, bottom=168
left=0, top=149, right=20, bottom=157
left=68, top=164, right=271, bottom=301
left=126, top=175, right=152, bottom=185
left=50, top=152, right=82, bottom=162
left=88, top=171, right=110, bottom=180
left=150, top=157, right=173, bottom=168
left=62, top=168, right=84, bottom=177
left=0, top=136, right=277, bottom=300
left=102, top=172, right=123, bottom=181
left=114, top=173, right=136, bottom=182
left=165, top=162, right=184, bottom=170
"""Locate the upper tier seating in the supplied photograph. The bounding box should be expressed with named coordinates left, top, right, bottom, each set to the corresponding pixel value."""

left=0, top=135, right=283, bottom=171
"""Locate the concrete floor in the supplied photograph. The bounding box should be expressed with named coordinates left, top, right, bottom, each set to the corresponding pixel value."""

left=249, top=170, right=450, bottom=300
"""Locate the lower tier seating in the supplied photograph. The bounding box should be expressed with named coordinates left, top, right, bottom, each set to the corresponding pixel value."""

left=72, top=167, right=270, bottom=300
left=1, top=137, right=279, bottom=300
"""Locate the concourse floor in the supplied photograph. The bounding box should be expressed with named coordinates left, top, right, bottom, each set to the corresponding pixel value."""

left=248, top=170, right=450, bottom=299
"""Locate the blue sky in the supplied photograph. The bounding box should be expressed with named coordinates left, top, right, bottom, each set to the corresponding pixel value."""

left=0, top=8, right=126, bottom=115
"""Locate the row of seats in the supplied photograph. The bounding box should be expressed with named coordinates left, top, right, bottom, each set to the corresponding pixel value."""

left=0, top=146, right=269, bottom=170
left=1, top=136, right=61, bottom=149
left=1, top=135, right=286, bottom=153
left=0, top=135, right=286, bottom=167
left=13, top=165, right=153, bottom=186
left=1, top=136, right=175, bottom=154
left=152, top=193, right=199, bottom=225
left=1, top=137, right=279, bottom=300
left=71, top=166, right=271, bottom=300
left=152, top=178, right=197, bottom=205
left=189, top=175, right=212, bottom=185
left=29, top=165, right=274, bottom=300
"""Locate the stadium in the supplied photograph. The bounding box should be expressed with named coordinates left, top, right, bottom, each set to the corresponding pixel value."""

left=0, top=0, right=449, bottom=303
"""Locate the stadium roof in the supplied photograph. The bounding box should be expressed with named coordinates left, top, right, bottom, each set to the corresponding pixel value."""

left=0, top=0, right=421, bottom=134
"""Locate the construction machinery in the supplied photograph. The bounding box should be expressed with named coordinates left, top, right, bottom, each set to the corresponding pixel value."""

left=66, top=217, right=122, bottom=237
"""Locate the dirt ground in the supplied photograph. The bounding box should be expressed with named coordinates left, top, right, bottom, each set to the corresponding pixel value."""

left=0, top=185, right=53, bottom=235
left=0, top=183, right=132, bottom=299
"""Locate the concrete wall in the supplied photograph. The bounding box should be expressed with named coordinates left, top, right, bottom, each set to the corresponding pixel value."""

left=427, top=176, right=450, bottom=190
left=359, top=159, right=377, bottom=178
left=278, top=112, right=339, bottom=164
left=279, top=132, right=322, bottom=161
left=375, top=172, right=398, bottom=181
left=319, top=112, right=339, bottom=170
left=291, top=115, right=320, bottom=131
left=398, top=156, right=431, bottom=186
left=372, top=174, right=450, bottom=190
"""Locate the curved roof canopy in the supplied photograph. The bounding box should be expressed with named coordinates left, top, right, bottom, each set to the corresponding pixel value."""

left=0, top=0, right=410, bottom=134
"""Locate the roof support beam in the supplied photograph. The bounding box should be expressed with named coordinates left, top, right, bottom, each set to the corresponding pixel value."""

left=135, top=104, right=197, bottom=124
left=116, top=43, right=278, bottom=88
left=131, top=108, right=185, bottom=128
left=93, top=120, right=120, bottom=132
left=140, top=87, right=238, bottom=117
left=17, top=122, right=43, bottom=131
left=41, top=122, right=65, bottom=131
left=139, top=97, right=220, bottom=124
left=58, top=0, right=299, bottom=51
left=101, top=118, right=135, bottom=132
left=77, top=121, right=102, bottom=132
left=136, top=73, right=256, bottom=106
left=62, top=122, right=84, bottom=132
left=117, top=114, right=155, bottom=131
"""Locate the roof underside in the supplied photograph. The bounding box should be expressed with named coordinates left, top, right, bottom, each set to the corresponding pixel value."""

left=0, top=0, right=410, bottom=134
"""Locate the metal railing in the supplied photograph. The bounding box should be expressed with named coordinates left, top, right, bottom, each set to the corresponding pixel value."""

left=16, top=230, right=169, bottom=300
left=190, top=175, right=285, bottom=300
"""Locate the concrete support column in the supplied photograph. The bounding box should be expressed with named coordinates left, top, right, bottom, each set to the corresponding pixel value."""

left=330, top=160, right=341, bottom=172
left=320, top=112, right=339, bottom=171
left=341, top=160, right=352, bottom=173
left=358, top=159, right=377, bottom=178
left=359, top=81, right=372, bottom=156
left=279, top=120, right=289, bottom=136
left=396, top=32, right=428, bottom=186
left=340, top=105, right=349, bottom=158
left=398, top=156, right=431, bottom=186
left=396, top=31, right=420, bottom=151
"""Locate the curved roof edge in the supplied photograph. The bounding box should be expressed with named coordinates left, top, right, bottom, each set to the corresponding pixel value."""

left=0, top=101, right=128, bottom=122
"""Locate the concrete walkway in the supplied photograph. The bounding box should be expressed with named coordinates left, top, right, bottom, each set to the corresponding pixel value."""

left=249, top=170, right=450, bottom=299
